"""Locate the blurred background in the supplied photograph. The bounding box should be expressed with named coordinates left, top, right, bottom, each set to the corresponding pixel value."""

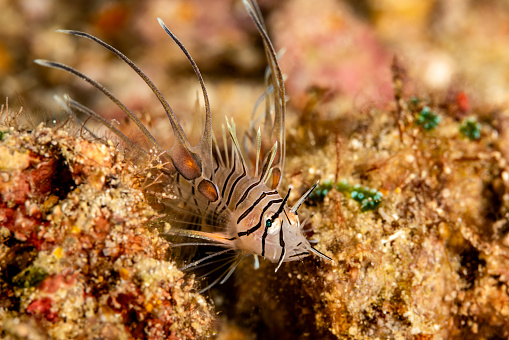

left=1, top=0, right=509, bottom=140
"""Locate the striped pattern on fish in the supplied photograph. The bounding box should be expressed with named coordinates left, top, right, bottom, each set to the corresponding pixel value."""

left=35, top=0, right=333, bottom=291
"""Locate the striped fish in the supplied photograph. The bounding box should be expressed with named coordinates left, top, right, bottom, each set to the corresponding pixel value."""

left=35, top=0, right=332, bottom=291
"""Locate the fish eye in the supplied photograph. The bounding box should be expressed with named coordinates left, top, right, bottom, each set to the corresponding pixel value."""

left=264, top=214, right=281, bottom=235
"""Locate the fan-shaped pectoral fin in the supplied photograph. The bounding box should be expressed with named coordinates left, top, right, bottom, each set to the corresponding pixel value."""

left=169, top=141, right=219, bottom=203
left=158, top=18, right=215, bottom=181
left=197, top=178, right=219, bottom=203
left=196, top=134, right=214, bottom=181
left=168, top=142, right=202, bottom=181
left=50, top=30, right=190, bottom=148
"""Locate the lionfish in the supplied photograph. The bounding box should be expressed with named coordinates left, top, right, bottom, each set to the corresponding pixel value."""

left=35, top=0, right=332, bottom=291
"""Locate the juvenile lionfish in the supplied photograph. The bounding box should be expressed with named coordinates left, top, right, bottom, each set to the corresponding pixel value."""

left=35, top=0, right=332, bottom=291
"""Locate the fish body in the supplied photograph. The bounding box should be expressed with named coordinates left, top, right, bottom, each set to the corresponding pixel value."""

left=35, top=0, right=332, bottom=290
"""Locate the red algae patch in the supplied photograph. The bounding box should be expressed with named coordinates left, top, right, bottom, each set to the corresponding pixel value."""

left=0, top=123, right=214, bottom=339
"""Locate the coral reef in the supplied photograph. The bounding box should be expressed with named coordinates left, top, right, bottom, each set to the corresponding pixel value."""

left=0, top=114, right=214, bottom=339
left=4, top=74, right=509, bottom=340
left=1, top=1, right=509, bottom=339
